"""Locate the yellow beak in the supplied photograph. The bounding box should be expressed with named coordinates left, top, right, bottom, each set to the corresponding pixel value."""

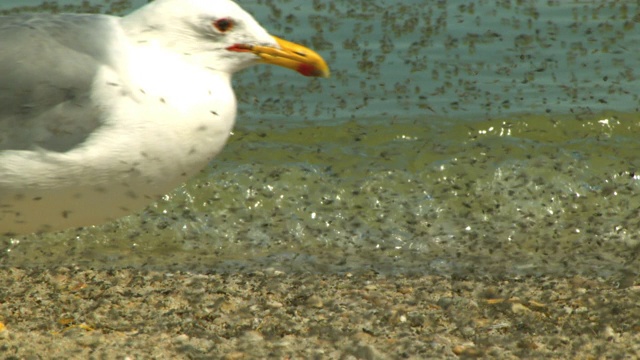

left=227, top=36, right=330, bottom=78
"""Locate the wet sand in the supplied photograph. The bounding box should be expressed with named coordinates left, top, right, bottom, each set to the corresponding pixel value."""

left=0, top=267, right=638, bottom=359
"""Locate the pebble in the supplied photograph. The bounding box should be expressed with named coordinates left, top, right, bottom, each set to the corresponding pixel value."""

left=306, top=294, right=324, bottom=308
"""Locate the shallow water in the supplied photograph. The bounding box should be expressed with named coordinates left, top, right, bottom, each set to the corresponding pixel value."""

left=2, top=0, right=640, bottom=277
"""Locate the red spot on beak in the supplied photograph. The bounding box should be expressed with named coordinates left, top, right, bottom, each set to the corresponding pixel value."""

left=297, top=63, right=319, bottom=77
left=226, top=44, right=252, bottom=52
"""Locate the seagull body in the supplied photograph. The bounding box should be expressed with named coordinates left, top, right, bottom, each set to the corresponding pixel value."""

left=0, top=0, right=329, bottom=235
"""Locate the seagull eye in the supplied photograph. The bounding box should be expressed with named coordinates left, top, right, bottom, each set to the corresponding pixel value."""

left=214, top=18, right=233, bottom=33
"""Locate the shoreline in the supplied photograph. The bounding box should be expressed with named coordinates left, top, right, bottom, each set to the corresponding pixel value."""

left=0, top=267, right=638, bottom=358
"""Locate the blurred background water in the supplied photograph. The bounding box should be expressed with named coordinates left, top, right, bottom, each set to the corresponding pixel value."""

left=2, top=0, right=640, bottom=278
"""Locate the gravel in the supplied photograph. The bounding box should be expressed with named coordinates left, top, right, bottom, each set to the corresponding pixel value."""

left=0, top=267, right=639, bottom=359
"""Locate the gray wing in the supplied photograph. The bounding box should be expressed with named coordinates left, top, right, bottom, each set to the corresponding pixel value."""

left=0, top=13, right=120, bottom=152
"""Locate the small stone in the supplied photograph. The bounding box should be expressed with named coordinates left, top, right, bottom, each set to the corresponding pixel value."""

left=602, top=326, right=616, bottom=341
left=460, top=326, right=475, bottom=337
left=352, top=342, right=388, bottom=360
left=437, top=297, right=454, bottom=309
left=242, top=331, right=264, bottom=343
left=223, top=352, right=246, bottom=360
left=452, top=345, right=465, bottom=355
left=511, top=302, right=531, bottom=314
left=452, top=345, right=482, bottom=358
left=78, top=333, right=104, bottom=346
left=574, top=306, right=588, bottom=314
left=174, top=334, right=189, bottom=343
left=217, top=300, right=237, bottom=313
left=306, top=294, right=324, bottom=308
left=267, top=300, right=283, bottom=308
left=563, top=306, right=573, bottom=315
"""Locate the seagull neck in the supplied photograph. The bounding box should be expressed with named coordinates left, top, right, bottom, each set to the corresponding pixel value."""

left=119, top=6, right=179, bottom=48
left=119, top=2, right=160, bottom=29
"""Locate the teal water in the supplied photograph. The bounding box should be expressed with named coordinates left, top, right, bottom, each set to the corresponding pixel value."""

left=2, top=1, right=640, bottom=278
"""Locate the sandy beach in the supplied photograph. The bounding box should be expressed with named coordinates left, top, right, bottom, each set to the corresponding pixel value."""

left=0, top=267, right=638, bottom=359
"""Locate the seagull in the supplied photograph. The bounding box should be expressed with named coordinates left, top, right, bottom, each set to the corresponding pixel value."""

left=0, top=0, right=329, bottom=236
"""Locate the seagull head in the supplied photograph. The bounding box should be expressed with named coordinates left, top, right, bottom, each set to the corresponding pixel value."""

left=122, top=0, right=329, bottom=77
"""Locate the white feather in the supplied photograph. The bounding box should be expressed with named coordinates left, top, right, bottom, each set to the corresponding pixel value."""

left=0, top=0, right=279, bottom=234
